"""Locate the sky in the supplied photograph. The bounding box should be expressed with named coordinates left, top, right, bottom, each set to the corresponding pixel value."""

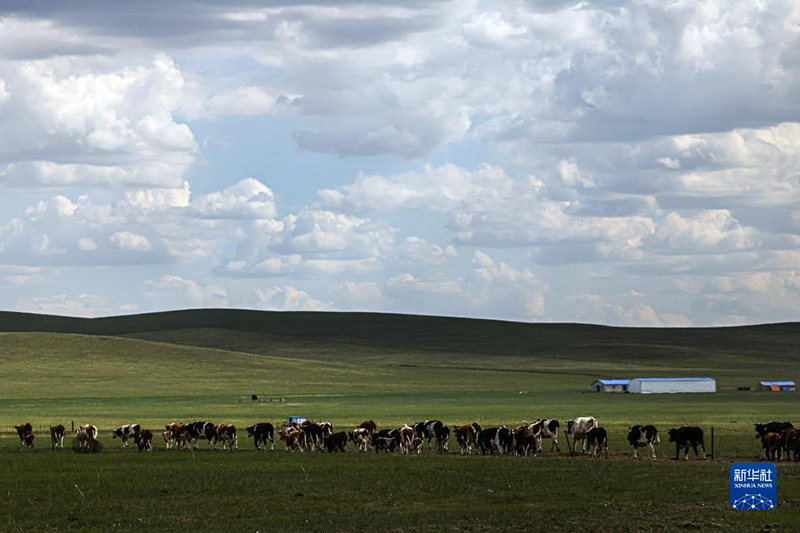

left=0, top=0, right=799, bottom=326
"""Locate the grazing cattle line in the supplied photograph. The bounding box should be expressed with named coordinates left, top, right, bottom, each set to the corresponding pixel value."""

left=8, top=419, right=799, bottom=461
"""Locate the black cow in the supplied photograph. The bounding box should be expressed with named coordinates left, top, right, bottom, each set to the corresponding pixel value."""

left=628, top=425, right=660, bottom=460
left=586, top=427, right=608, bottom=458
left=435, top=425, right=450, bottom=453
left=477, top=427, right=515, bottom=455
left=186, top=421, right=217, bottom=450
left=371, top=429, right=401, bottom=453
left=413, top=420, right=443, bottom=449
left=668, top=427, right=705, bottom=460
left=755, top=422, right=793, bottom=460
left=298, top=423, right=324, bottom=451
left=246, top=422, right=275, bottom=450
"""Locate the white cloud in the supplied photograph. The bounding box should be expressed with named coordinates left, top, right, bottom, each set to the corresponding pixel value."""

left=142, top=275, right=228, bottom=308
left=251, top=285, right=330, bottom=311
left=191, top=178, right=277, bottom=219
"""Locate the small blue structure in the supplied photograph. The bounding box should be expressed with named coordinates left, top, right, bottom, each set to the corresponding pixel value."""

left=592, top=379, right=630, bottom=393
left=287, top=416, right=307, bottom=425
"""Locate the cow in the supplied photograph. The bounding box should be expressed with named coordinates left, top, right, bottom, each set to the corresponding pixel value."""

left=529, top=419, right=561, bottom=453
left=755, top=422, right=793, bottom=459
left=399, top=425, right=416, bottom=454
left=413, top=420, right=443, bottom=449
left=435, top=425, right=450, bottom=453
left=186, top=421, right=216, bottom=450
left=23, top=432, right=35, bottom=449
left=349, top=428, right=371, bottom=452
left=762, top=432, right=783, bottom=461
left=318, top=422, right=334, bottom=439
left=477, top=427, right=515, bottom=455
left=324, top=431, right=348, bottom=452
left=14, top=423, right=33, bottom=447
left=372, top=429, right=401, bottom=453
left=133, top=429, right=153, bottom=452
left=454, top=424, right=479, bottom=454
left=246, top=423, right=275, bottom=450
left=76, top=425, right=98, bottom=451
left=567, top=417, right=598, bottom=453
left=667, top=427, right=706, bottom=460
left=215, top=425, right=238, bottom=451
left=298, top=423, right=325, bottom=451
left=513, top=426, right=538, bottom=457
left=165, top=422, right=188, bottom=450
left=410, top=436, right=424, bottom=454
left=628, top=425, right=660, bottom=460
left=50, top=425, right=66, bottom=451
left=162, top=430, right=173, bottom=450
left=111, top=424, right=141, bottom=447
left=783, top=428, right=800, bottom=462
left=586, top=427, right=608, bottom=458
left=359, top=420, right=377, bottom=434
left=279, top=427, right=304, bottom=451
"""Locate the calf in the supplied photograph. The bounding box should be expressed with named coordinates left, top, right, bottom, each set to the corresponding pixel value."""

left=349, top=428, right=371, bottom=452
left=246, top=423, right=275, bottom=450
left=324, top=431, right=348, bottom=452
left=762, top=432, right=782, bottom=461
left=215, top=424, right=238, bottom=451
left=50, top=425, right=66, bottom=451
left=14, top=423, right=33, bottom=447
left=586, top=427, right=608, bottom=458
left=111, top=424, right=141, bottom=447
left=628, top=425, right=660, bottom=460
left=410, top=436, right=424, bottom=454
left=567, top=417, right=597, bottom=453
left=133, top=429, right=153, bottom=452
left=668, top=427, right=706, bottom=460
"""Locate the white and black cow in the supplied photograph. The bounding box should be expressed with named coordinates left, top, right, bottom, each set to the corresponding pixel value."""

left=435, top=425, right=450, bottom=453
left=371, top=429, right=401, bottom=453
left=246, top=423, right=275, bottom=450
left=477, top=427, right=515, bottom=455
left=628, top=425, right=660, bottom=460
left=413, top=420, right=443, bottom=449
left=349, top=428, right=372, bottom=452
left=186, top=421, right=217, bottom=450
left=566, top=417, right=597, bottom=453
left=50, top=424, right=66, bottom=451
left=111, top=424, right=141, bottom=447
left=586, top=427, right=608, bottom=458
left=668, top=427, right=706, bottom=460
left=529, top=419, right=561, bottom=453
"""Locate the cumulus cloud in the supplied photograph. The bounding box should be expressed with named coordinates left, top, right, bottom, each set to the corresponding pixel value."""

left=141, top=275, right=228, bottom=309
left=251, top=285, right=330, bottom=311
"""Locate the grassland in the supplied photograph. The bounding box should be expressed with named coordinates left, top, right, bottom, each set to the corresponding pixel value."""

left=1, top=310, right=799, bottom=530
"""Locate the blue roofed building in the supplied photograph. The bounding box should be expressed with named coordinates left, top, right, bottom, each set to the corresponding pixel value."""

left=759, top=381, right=796, bottom=392
left=591, top=379, right=630, bottom=393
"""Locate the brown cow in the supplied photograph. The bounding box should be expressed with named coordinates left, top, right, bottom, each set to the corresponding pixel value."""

left=50, top=425, right=66, bottom=450
left=359, top=420, right=377, bottom=434
left=410, top=436, right=424, bottom=454
left=133, top=429, right=153, bottom=452
left=763, top=432, right=783, bottom=461
left=399, top=425, right=415, bottom=453
left=165, top=422, right=188, bottom=450
left=215, top=425, right=238, bottom=451
left=14, top=423, right=33, bottom=447
left=784, top=428, right=800, bottom=462
left=324, top=431, right=348, bottom=452
left=454, top=424, right=479, bottom=454
left=279, top=427, right=304, bottom=451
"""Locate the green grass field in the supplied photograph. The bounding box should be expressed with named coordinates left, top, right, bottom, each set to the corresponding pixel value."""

left=1, top=310, right=799, bottom=530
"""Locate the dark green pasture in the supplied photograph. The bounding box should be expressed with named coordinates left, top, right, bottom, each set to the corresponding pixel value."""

left=1, top=310, right=799, bottom=530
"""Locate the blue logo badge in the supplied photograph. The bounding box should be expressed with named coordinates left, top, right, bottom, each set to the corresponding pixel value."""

left=730, top=463, right=777, bottom=510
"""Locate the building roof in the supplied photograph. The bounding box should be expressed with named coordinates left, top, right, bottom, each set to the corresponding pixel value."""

left=760, top=381, right=796, bottom=386
left=594, top=379, right=630, bottom=385
left=631, top=377, right=715, bottom=382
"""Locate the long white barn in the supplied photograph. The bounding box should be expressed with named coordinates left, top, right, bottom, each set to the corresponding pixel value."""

left=629, top=377, right=716, bottom=394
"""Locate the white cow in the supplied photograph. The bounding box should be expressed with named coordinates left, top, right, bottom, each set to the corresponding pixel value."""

left=348, top=428, right=371, bottom=452
left=567, top=417, right=597, bottom=453
left=76, top=424, right=98, bottom=451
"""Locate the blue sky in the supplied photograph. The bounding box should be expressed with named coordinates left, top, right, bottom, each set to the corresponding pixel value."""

left=1, top=0, right=800, bottom=325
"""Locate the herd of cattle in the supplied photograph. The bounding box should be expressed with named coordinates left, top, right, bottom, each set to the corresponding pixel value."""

left=3, top=417, right=745, bottom=460
left=9, top=419, right=798, bottom=460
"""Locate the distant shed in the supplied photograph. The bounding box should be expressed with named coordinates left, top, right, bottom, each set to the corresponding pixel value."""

left=629, top=377, right=716, bottom=394
left=759, top=381, right=796, bottom=392
left=592, top=379, right=630, bottom=393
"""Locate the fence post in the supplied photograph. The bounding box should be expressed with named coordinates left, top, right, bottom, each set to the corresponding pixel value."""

left=71, top=421, right=74, bottom=432
left=711, top=427, right=714, bottom=460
